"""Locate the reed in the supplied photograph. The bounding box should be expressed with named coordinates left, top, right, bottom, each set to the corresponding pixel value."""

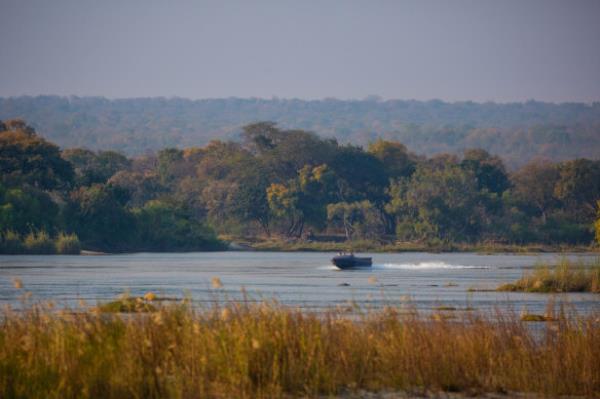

left=498, top=258, right=600, bottom=293
left=0, top=230, right=23, bottom=254
left=22, top=231, right=56, bottom=254
left=1, top=299, right=599, bottom=398
left=55, top=232, right=81, bottom=255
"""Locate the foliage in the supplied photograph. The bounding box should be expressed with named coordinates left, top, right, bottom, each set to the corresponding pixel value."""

left=64, top=184, right=135, bottom=251
left=3, top=96, right=600, bottom=168
left=0, top=119, right=73, bottom=189
left=460, top=148, right=510, bottom=194
left=62, top=148, right=131, bottom=186
left=387, top=161, right=486, bottom=242
left=133, top=200, right=224, bottom=251
left=510, top=159, right=560, bottom=222
left=0, top=230, right=23, bottom=254
left=1, top=117, right=599, bottom=252
left=23, top=230, right=56, bottom=254
left=0, top=184, right=59, bottom=235
left=108, top=170, right=165, bottom=207
left=554, top=158, right=600, bottom=222
left=327, top=201, right=384, bottom=240
left=498, top=258, right=600, bottom=293
left=55, top=232, right=81, bottom=254
left=367, top=139, right=417, bottom=179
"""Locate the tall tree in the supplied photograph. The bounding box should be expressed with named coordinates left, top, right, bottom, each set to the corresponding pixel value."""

left=554, top=159, right=600, bottom=222
left=511, top=160, right=560, bottom=223
left=64, top=184, right=134, bottom=251
left=62, top=148, right=130, bottom=186
left=460, top=148, right=510, bottom=195
left=0, top=119, right=73, bottom=189
left=387, top=162, right=485, bottom=242
left=368, top=139, right=417, bottom=179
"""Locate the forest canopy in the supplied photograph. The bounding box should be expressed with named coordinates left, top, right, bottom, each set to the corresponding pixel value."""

left=1, top=96, right=600, bottom=168
left=1, top=118, right=599, bottom=253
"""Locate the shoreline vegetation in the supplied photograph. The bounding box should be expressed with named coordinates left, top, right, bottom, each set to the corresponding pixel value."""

left=0, top=230, right=81, bottom=255
left=225, top=236, right=599, bottom=254
left=1, top=297, right=599, bottom=398
left=497, top=258, right=600, bottom=293
left=2, top=232, right=598, bottom=255
left=2, top=119, right=600, bottom=255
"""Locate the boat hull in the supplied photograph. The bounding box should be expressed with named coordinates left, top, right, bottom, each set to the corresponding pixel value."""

left=331, top=255, right=372, bottom=269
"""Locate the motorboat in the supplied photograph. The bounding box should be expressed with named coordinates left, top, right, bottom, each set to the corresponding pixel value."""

left=331, top=253, right=372, bottom=269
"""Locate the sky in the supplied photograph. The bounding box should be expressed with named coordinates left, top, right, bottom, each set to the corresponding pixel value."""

left=1, top=0, right=599, bottom=103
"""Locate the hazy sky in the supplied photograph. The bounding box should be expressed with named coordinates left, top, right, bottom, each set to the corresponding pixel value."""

left=1, top=0, right=599, bottom=102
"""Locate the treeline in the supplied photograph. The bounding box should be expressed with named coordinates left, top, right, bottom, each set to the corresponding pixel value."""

left=1, top=96, right=600, bottom=168
left=1, top=119, right=599, bottom=253
left=0, top=119, right=223, bottom=253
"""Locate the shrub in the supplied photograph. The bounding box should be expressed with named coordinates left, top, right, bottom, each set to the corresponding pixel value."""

left=0, top=230, right=23, bottom=254
left=498, top=258, right=600, bottom=293
left=55, top=232, right=81, bottom=254
left=23, top=231, right=56, bottom=254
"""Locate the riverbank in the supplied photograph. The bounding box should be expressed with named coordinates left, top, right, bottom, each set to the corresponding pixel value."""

left=497, top=257, right=600, bottom=293
left=2, top=233, right=596, bottom=255
left=224, top=236, right=598, bottom=254
left=2, top=299, right=598, bottom=398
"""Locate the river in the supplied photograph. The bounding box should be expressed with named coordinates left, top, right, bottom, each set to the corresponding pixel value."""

left=1, top=251, right=598, bottom=315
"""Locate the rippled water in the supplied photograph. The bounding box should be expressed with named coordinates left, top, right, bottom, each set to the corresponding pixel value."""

left=1, top=252, right=599, bottom=314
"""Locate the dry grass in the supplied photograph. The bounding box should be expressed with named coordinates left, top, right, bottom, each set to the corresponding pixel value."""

left=498, top=258, right=600, bottom=293
left=1, top=298, right=599, bottom=399
left=520, top=313, right=555, bottom=322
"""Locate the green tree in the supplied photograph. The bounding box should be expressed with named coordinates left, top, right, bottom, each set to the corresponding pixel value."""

left=266, top=164, right=336, bottom=237
left=0, top=183, right=59, bottom=234
left=108, top=170, right=166, bottom=207
left=327, top=201, right=384, bottom=240
left=133, top=200, right=222, bottom=251
left=62, top=148, right=130, bottom=186
left=511, top=160, right=560, bottom=223
left=387, top=162, right=485, bottom=242
left=157, top=148, right=184, bottom=186
left=368, top=139, right=416, bottom=179
left=0, top=119, right=73, bottom=189
left=329, top=145, right=388, bottom=203
left=241, top=121, right=283, bottom=154
left=258, top=127, right=337, bottom=181
left=267, top=183, right=300, bottom=237
left=64, top=184, right=135, bottom=251
left=554, top=159, right=600, bottom=222
left=230, top=176, right=272, bottom=236
left=460, top=148, right=510, bottom=195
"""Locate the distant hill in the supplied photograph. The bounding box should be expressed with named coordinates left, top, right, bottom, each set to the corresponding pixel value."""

left=1, top=95, right=599, bottom=168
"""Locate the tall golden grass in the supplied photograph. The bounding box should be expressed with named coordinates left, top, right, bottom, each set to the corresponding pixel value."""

left=1, top=298, right=599, bottom=398
left=498, top=257, right=600, bottom=293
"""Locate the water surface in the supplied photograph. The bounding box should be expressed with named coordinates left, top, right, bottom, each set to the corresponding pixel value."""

left=1, top=252, right=598, bottom=315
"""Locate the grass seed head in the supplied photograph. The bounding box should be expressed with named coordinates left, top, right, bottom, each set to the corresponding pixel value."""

left=144, top=292, right=156, bottom=301
left=211, top=277, right=223, bottom=289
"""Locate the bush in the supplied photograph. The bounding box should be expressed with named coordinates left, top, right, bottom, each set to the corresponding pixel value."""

left=0, top=230, right=23, bottom=254
left=23, top=231, right=56, bottom=254
left=55, top=232, right=81, bottom=254
left=498, top=258, right=600, bottom=293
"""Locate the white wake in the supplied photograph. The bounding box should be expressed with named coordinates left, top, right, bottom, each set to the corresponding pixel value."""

left=374, top=262, right=487, bottom=270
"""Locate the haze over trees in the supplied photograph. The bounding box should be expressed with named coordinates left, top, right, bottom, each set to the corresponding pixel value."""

left=1, top=118, right=599, bottom=253
left=1, top=96, right=600, bottom=168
